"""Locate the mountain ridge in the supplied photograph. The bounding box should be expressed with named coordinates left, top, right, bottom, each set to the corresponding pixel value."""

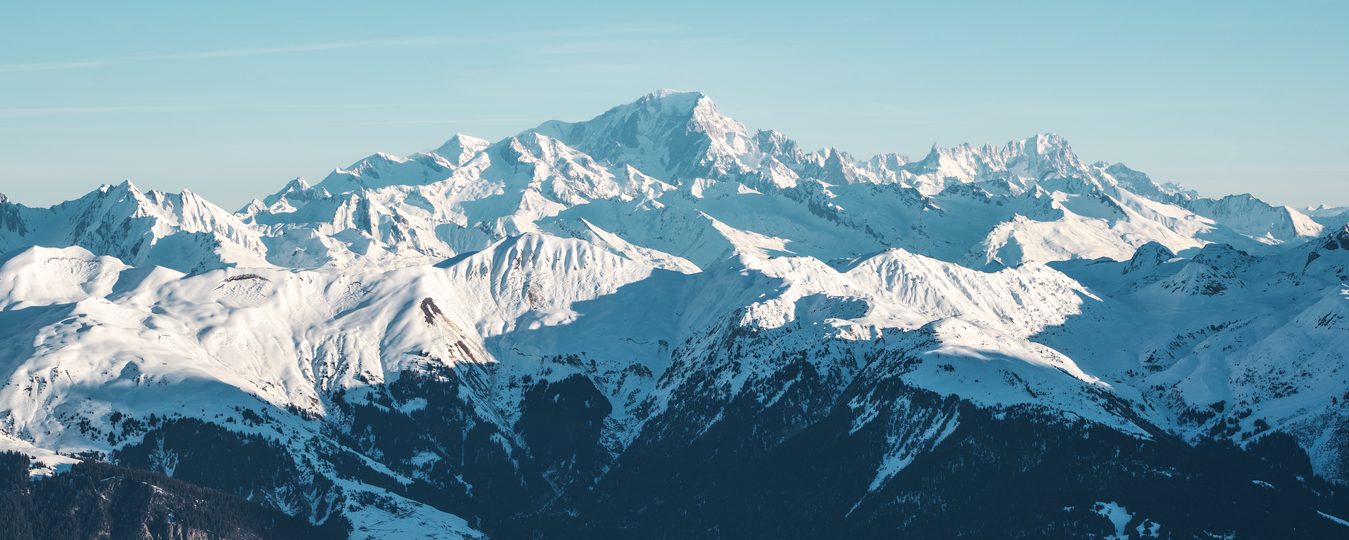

left=1, top=91, right=1347, bottom=538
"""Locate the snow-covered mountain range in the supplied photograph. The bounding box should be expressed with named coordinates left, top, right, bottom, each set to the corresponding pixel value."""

left=1, top=90, right=1347, bottom=538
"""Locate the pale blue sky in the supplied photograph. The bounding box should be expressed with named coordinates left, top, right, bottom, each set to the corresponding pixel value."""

left=2, top=1, right=1346, bottom=210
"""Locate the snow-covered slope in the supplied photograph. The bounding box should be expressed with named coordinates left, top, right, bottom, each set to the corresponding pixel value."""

left=1044, top=226, right=1349, bottom=480
left=2, top=91, right=1347, bottom=537
left=533, top=90, right=757, bottom=183
left=1, top=182, right=267, bottom=273
left=1183, top=194, right=1324, bottom=245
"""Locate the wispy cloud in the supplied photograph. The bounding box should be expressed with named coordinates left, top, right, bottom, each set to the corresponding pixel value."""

left=0, top=59, right=119, bottom=72
left=316, top=118, right=541, bottom=126
left=528, top=36, right=737, bottom=55
left=0, top=103, right=442, bottom=118
left=0, top=23, right=700, bottom=74
left=0, top=38, right=455, bottom=73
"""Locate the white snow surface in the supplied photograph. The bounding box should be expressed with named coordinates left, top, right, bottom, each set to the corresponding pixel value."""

left=1093, top=501, right=1134, bottom=539
left=1, top=90, right=1347, bottom=534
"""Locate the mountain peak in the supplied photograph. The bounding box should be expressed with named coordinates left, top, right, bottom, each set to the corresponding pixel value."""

left=433, top=133, right=490, bottom=166
left=602, top=89, right=724, bottom=129
left=530, top=90, right=751, bottom=182
left=640, top=88, right=708, bottom=108
left=501, top=130, right=581, bottom=163
left=104, top=179, right=142, bottom=194
left=1123, top=241, right=1176, bottom=274
left=652, top=88, right=702, bottom=97
left=1005, top=133, right=1077, bottom=161
left=1315, top=223, right=1349, bottom=251
left=260, top=177, right=314, bottom=207
left=1303, top=223, right=1349, bottom=279
left=626, top=90, right=721, bottom=123
left=1027, top=132, right=1068, bottom=148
